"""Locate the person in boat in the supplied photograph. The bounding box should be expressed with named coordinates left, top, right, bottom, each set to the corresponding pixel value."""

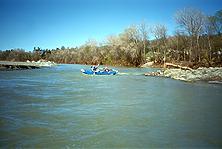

left=91, top=64, right=100, bottom=72
left=103, top=66, right=110, bottom=72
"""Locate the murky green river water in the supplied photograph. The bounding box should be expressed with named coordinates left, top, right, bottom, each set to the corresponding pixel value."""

left=0, top=64, right=222, bottom=148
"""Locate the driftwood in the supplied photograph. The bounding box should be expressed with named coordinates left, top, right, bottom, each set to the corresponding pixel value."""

left=165, top=63, right=193, bottom=71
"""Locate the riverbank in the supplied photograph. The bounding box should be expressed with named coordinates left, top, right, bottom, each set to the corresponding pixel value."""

left=142, top=61, right=222, bottom=83
left=141, top=61, right=222, bottom=69
left=0, top=60, right=56, bottom=70
left=164, top=67, right=222, bottom=82
left=145, top=67, right=222, bottom=83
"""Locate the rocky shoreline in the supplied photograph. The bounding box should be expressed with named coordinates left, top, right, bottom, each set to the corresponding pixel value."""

left=26, top=60, right=56, bottom=67
left=0, top=60, right=56, bottom=70
left=145, top=67, right=222, bottom=83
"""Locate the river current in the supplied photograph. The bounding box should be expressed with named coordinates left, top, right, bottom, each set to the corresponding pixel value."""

left=0, top=64, right=222, bottom=148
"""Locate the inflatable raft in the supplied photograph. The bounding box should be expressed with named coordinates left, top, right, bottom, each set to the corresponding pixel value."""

left=81, top=69, right=118, bottom=75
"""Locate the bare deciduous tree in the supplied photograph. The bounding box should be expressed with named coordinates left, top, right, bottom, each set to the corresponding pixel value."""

left=175, top=7, right=205, bottom=62
left=138, top=21, right=149, bottom=63
left=152, top=24, right=167, bottom=65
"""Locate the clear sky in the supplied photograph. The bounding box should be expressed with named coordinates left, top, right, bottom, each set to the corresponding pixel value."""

left=0, top=0, right=221, bottom=51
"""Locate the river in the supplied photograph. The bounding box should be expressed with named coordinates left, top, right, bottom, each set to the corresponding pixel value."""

left=0, top=64, right=222, bottom=148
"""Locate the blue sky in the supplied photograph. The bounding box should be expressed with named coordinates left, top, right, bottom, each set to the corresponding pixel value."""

left=0, top=0, right=221, bottom=51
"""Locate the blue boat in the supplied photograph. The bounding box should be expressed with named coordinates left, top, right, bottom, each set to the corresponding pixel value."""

left=81, top=69, right=118, bottom=75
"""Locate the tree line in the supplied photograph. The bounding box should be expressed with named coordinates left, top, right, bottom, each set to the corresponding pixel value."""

left=0, top=8, right=221, bottom=68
